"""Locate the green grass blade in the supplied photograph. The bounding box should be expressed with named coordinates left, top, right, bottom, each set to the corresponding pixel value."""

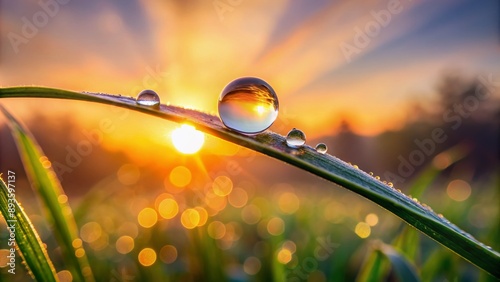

left=0, top=177, right=57, bottom=281
left=357, top=241, right=420, bottom=282
left=356, top=246, right=388, bottom=282
left=1, top=86, right=499, bottom=278
left=0, top=106, right=94, bottom=282
left=378, top=242, right=420, bottom=282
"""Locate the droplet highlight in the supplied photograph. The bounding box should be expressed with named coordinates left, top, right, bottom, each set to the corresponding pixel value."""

left=137, top=89, right=160, bottom=106
left=218, top=77, right=279, bottom=134
left=315, top=143, right=328, bottom=154
left=286, top=128, right=306, bottom=148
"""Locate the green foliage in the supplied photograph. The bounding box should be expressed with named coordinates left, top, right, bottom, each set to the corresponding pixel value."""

left=0, top=178, right=57, bottom=281
left=357, top=241, right=420, bottom=282
left=0, top=86, right=499, bottom=279
left=0, top=106, right=94, bottom=282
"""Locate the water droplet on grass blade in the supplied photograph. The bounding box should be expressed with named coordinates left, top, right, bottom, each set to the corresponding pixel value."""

left=286, top=128, right=306, bottom=148
left=137, top=89, right=160, bottom=106
left=218, top=77, right=279, bottom=134
left=315, top=143, right=328, bottom=154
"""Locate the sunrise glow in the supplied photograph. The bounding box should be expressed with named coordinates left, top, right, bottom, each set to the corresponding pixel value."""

left=171, top=124, right=205, bottom=154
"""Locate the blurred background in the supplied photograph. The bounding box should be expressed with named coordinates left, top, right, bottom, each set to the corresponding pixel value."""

left=0, top=0, right=499, bottom=281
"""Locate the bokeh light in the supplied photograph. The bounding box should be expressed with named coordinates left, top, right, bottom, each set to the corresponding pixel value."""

left=56, top=270, right=73, bottom=282
left=241, top=204, right=261, bottom=225
left=158, top=198, right=179, bottom=219
left=365, top=213, right=379, bottom=226
left=243, top=257, right=261, bottom=275
left=228, top=187, right=249, bottom=208
left=267, top=217, right=285, bottom=236
left=80, top=222, right=102, bottom=243
left=169, top=166, right=192, bottom=188
left=58, top=194, right=68, bottom=204
left=277, top=248, right=292, bottom=264
left=72, top=238, right=83, bottom=248
left=138, top=248, right=157, bottom=267
left=282, top=240, right=297, bottom=253
left=355, top=222, right=371, bottom=238
left=207, top=221, right=226, bottom=239
left=205, top=192, right=228, bottom=211
left=278, top=192, right=300, bottom=214
left=116, top=235, right=135, bottom=254
left=159, top=245, right=178, bottom=264
left=181, top=208, right=200, bottom=229
left=212, top=175, right=233, bottom=197
left=195, top=207, right=208, bottom=227
left=75, top=248, right=86, bottom=258
left=137, top=208, right=158, bottom=228
left=447, top=179, right=472, bottom=202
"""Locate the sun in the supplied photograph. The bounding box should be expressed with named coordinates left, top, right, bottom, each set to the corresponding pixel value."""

left=171, top=124, right=205, bottom=154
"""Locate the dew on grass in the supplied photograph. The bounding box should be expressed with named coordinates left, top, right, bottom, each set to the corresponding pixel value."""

left=286, top=128, right=306, bottom=148
left=387, top=182, right=394, bottom=188
left=375, top=176, right=380, bottom=180
left=218, top=77, right=279, bottom=134
left=315, top=143, right=328, bottom=154
left=137, top=89, right=160, bottom=106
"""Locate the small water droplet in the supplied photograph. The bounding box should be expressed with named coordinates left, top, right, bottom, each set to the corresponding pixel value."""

left=382, top=181, right=387, bottom=184
left=396, top=189, right=402, bottom=193
left=353, top=164, right=359, bottom=169
left=218, top=77, right=279, bottom=134
left=286, top=128, right=306, bottom=148
left=315, top=143, right=328, bottom=154
left=137, top=89, right=160, bottom=106
left=375, top=176, right=380, bottom=180
left=387, top=182, right=394, bottom=188
left=369, top=172, right=374, bottom=176
left=438, top=214, right=444, bottom=218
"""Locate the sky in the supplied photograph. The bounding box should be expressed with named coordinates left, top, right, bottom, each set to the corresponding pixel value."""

left=0, top=0, right=499, bottom=139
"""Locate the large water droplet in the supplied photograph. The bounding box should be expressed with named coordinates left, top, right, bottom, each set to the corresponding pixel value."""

left=137, top=89, right=160, bottom=106
left=315, top=143, right=327, bottom=154
left=286, top=128, right=306, bottom=148
left=218, top=77, right=279, bottom=134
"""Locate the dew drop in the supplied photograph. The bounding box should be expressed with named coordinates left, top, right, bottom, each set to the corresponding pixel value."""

left=315, top=143, right=328, bottom=154
left=387, top=182, right=394, bottom=188
left=218, top=77, right=279, bottom=134
left=369, top=172, right=374, bottom=176
left=353, top=165, right=359, bottom=169
left=286, top=128, right=306, bottom=148
left=137, top=89, right=160, bottom=106
left=375, top=176, right=380, bottom=180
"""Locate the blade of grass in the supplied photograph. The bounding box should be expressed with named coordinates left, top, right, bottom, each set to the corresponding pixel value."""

left=0, top=86, right=499, bottom=278
left=357, top=241, right=420, bottom=282
left=0, top=105, right=94, bottom=282
left=0, top=177, right=57, bottom=281
left=356, top=244, right=388, bottom=282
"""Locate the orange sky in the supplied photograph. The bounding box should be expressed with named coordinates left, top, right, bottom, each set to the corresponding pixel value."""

left=1, top=0, right=499, bottom=141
